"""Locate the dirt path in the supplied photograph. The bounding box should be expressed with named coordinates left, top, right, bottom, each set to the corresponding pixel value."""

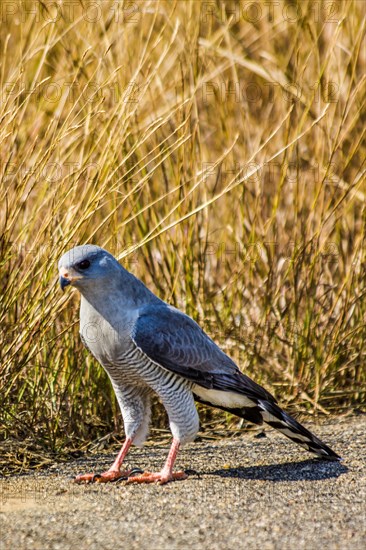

left=1, top=416, right=365, bottom=550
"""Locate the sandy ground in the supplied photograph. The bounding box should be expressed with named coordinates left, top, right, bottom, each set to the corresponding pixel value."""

left=0, top=416, right=365, bottom=550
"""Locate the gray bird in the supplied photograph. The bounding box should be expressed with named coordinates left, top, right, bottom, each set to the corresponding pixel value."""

left=58, top=245, right=341, bottom=484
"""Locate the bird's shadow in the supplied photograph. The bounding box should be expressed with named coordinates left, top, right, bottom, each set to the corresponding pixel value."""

left=205, top=459, right=348, bottom=482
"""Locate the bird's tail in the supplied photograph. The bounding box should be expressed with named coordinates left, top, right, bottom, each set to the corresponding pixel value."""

left=194, top=393, right=341, bottom=460
left=254, top=400, right=341, bottom=460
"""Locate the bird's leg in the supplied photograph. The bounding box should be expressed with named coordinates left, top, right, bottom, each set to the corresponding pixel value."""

left=74, top=437, right=133, bottom=483
left=127, top=437, right=187, bottom=485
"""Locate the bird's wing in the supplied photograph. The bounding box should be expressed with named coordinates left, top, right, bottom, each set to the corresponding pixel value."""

left=131, top=304, right=276, bottom=404
left=132, top=305, right=341, bottom=460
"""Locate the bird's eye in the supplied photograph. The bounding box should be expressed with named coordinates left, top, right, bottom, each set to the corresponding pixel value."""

left=77, top=260, right=91, bottom=270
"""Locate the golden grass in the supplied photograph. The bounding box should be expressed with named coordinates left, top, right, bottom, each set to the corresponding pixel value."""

left=1, top=1, right=365, bottom=464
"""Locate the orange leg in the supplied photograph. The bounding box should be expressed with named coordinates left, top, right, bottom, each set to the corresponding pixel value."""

left=74, top=437, right=133, bottom=483
left=127, top=438, right=187, bottom=485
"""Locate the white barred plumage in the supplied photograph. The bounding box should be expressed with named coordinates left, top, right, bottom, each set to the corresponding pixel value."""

left=58, top=245, right=341, bottom=484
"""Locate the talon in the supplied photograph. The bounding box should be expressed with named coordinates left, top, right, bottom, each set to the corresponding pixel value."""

left=92, top=474, right=102, bottom=483
left=113, top=475, right=128, bottom=484
left=111, top=472, right=129, bottom=482
left=128, top=468, right=144, bottom=477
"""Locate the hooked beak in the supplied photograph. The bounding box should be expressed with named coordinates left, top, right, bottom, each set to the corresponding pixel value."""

left=59, top=266, right=83, bottom=291
left=59, top=276, right=71, bottom=291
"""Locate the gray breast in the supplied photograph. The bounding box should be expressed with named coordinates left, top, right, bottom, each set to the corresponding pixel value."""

left=79, top=295, right=199, bottom=443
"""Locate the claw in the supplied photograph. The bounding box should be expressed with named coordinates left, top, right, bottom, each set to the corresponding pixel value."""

left=128, top=468, right=144, bottom=477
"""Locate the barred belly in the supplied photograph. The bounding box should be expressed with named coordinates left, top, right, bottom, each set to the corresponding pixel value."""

left=102, top=343, right=200, bottom=445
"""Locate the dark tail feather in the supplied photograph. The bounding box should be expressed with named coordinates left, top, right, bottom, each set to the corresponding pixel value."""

left=194, top=395, right=341, bottom=460
left=256, top=400, right=341, bottom=461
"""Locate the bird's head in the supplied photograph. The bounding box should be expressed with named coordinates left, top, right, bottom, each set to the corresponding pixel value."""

left=58, top=245, right=120, bottom=292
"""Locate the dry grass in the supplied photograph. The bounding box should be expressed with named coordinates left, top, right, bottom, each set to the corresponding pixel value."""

left=1, top=1, right=365, bottom=467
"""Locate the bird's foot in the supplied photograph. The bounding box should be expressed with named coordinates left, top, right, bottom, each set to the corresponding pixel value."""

left=127, top=470, right=188, bottom=485
left=73, top=469, right=131, bottom=484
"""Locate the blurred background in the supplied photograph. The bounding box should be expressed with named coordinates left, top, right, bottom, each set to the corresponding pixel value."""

left=1, top=0, right=365, bottom=472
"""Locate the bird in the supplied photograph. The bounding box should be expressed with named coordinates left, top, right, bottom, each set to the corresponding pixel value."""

left=58, top=244, right=341, bottom=484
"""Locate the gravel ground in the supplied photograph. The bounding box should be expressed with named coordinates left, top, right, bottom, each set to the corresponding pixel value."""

left=1, top=416, right=365, bottom=550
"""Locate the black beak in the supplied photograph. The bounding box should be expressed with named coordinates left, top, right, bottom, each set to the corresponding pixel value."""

left=59, top=276, right=71, bottom=291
